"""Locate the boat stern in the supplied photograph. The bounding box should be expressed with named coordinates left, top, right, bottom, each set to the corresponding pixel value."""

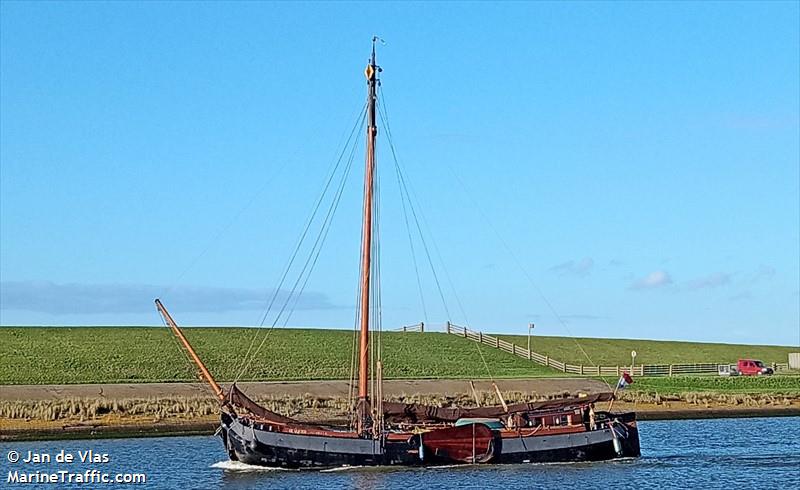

left=610, top=411, right=641, bottom=458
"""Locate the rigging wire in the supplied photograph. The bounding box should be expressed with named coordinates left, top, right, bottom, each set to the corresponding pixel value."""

left=235, top=106, right=365, bottom=380
left=396, top=184, right=429, bottom=323
left=376, top=99, right=428, bottom=324
left=159, top=144, right=299, bottom=300
left=383, top=130, right=451, bottom=321
left=238, top=116, right=362, bottom=380
left=159, top=99, right=368, bottom=303
left=375, top=103, right=450, bottom=320
left=378, top=92, right=495, bottom=382
left=347, top=178, right=365, bottom=416
left=377, top=93, right=452, bottom=322
left=280, top=120, right=363, bottom=328
left=377, top=93, right=453, bottom=321
left=160, top=312, right=197, bottom=381
left=370, top=117, right=383, bottom=417
left=159, top=311, right=217, bottom=396
left=257, top=102, right=368, bottom=329
left=234, top=103, right=367, bottom=382
left=347, top=107, right=373, bottom=417
left=378, top=96, right=468, bottom=325
left=442, top=162, right=613, bottom=390
left=347, top=288, right=362, bottom=423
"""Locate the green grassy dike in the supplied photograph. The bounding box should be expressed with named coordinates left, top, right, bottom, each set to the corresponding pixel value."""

left=498, top=334, right=796, bottom=366
left=1, top=327, right=797, bottom=388
left=0, top=327, right=555, bottom=384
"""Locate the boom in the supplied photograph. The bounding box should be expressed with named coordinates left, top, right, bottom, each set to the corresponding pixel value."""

left=155, top=298, right=225, bottom=401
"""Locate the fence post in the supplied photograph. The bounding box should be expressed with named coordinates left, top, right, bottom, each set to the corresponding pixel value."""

left=496, top=337, right=499, bottom=348
left=420, top=322, right=424, bottom=333
left=580, top=365, right=584, bottom=375
left=669, top=364, right=673, bottom=377
left=446, top=321, right=450, bottom=334
left=512, top=344, right=516, bottom=356
left=479, top=331, right=482, bottom=343
left=545, top=355, right=549, bottom=365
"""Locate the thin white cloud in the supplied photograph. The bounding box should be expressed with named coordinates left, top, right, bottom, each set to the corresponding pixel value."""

left=559, top=314, right=604, bottom=322
left=745, top=265, right=776, bottom=285
left=685, top=272, right=731, bottom=290
left=522, top=313, right=603, bottom=323
left=629, top=270, right=672, bottom=290
left=0, top=281, right=335, bottom=315
left=728, top=291, right=753, bottom=301
left=549, top=257, right=594, bottom=277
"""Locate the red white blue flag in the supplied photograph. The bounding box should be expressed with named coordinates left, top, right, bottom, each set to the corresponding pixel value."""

left=617, top=371, right=634, bottom=390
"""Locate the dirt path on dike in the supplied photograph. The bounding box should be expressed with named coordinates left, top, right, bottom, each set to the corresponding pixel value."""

left=1, top=378, right=609, bottom=401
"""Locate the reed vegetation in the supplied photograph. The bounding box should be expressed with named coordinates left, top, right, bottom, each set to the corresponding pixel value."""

left=2, top=387, right=798, bottom=425
left=609, top=375, right=800, bottom=393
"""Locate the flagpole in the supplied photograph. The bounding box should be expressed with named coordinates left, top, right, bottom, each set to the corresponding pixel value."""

left=607, top=381, right=620, bottom=412
left=607, top=350, right=636, bottom=413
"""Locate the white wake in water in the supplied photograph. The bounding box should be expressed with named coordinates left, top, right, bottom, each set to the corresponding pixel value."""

left=210, top=461, right=293, bottom=472
left=320, top=465, right=365, bottom=473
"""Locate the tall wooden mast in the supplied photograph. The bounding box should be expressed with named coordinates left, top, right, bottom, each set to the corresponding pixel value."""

left=356, top=38, right=380, bottom=433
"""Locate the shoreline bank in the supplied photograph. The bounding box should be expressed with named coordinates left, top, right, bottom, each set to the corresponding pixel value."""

left=0, top=379, right=608, bottom=401
left=3, top=379, right=798, bottom=442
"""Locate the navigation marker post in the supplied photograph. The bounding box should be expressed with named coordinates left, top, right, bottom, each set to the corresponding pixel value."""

left=527, top=323, right=535, bottom=360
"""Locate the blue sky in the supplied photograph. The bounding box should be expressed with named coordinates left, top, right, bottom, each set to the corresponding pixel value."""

left=1, top=1, right=798, bottom=346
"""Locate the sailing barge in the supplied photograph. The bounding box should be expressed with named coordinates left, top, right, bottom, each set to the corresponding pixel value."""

left=155, top=40, right=640, bottom=469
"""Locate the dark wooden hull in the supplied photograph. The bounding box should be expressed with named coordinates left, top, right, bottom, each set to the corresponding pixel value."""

left=219, top=411, right=640, bottom=469
left=495, top=418, right=641, bottom=464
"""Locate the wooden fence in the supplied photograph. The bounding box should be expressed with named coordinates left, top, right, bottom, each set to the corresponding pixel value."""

left=443, top=322, right=790, bottom=377
left=391, top=322, right=425, bottom=333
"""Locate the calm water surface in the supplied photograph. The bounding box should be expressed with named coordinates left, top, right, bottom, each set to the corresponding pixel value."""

left=2, top=417, right=798, bottom=489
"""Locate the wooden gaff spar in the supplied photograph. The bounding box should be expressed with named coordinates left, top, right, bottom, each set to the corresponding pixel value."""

left=154, top=39, right=641, bottom=469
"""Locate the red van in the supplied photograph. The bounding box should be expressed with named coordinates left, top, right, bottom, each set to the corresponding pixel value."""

left=737, top=359, right=774, bottom=376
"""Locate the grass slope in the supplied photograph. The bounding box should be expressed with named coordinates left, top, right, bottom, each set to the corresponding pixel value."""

left=0, top=327, right=556, bottom=385
left=497, top=334, right=796, bottom=366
